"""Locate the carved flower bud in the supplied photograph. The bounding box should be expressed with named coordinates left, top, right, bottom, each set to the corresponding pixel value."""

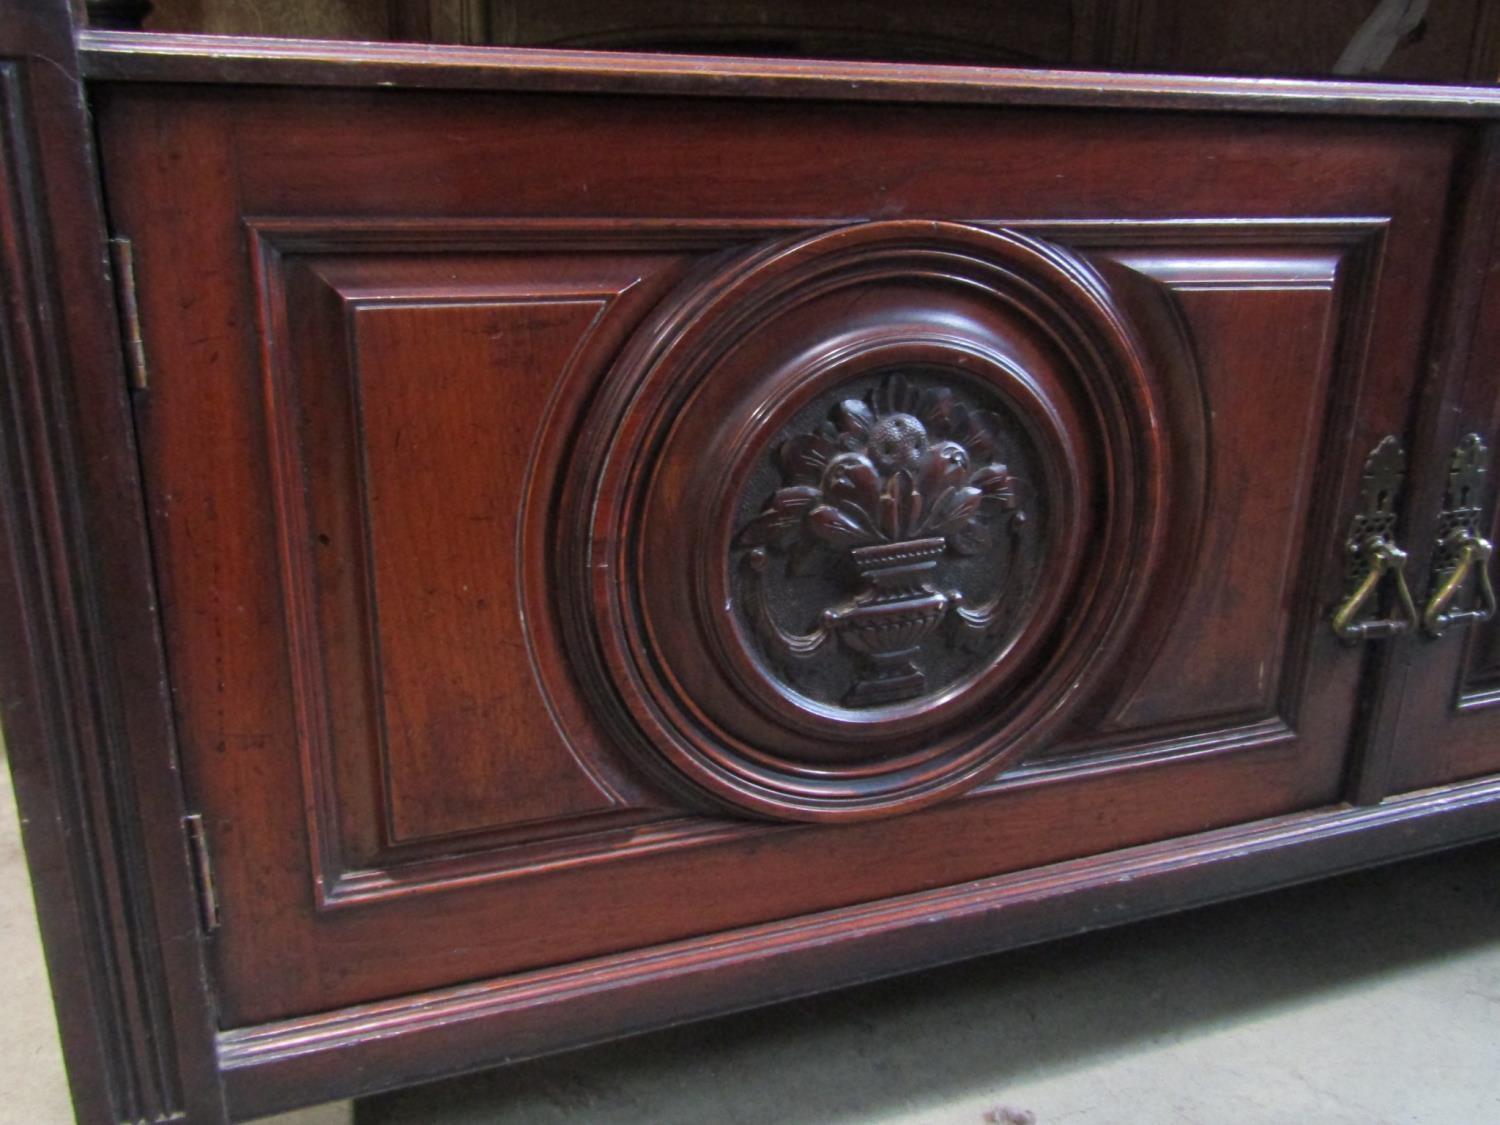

left=867, top=413, right=928, bottom=473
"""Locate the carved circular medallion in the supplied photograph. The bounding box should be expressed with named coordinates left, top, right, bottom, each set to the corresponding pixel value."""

left=726, top=365, right=1054, bottom=718
left=565, top=221, right=1170, bottom=820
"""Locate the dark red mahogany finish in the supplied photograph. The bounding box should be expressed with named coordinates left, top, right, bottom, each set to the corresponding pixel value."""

left=575, top=220, right=1172, bottom=818
left=1, top=8, right=1499, bottom=1123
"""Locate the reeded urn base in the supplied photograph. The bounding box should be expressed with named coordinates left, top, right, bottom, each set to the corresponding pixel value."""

left=833, top=538, right=950, bottom=704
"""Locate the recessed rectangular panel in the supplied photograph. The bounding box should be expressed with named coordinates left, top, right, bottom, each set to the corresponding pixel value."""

left=351, top=299, right=617, bottom=842
left=998, top=232, right=1380, bottom=765
left=1109, top=277, right=1337, bottom=729
left=265, top=246, right=705, bottom=886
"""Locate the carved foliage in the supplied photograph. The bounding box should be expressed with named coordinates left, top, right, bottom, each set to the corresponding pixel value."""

left=573, top=219, right=1169, bottom=820
left=734, top=373, right=1030, bottom=706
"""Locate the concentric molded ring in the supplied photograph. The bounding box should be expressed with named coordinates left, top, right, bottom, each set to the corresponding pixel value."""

left=568, top=221, right=1170, bottom=821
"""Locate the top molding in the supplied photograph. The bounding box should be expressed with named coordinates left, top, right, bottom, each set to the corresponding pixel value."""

left=78, top=29, right=1500, bottom=119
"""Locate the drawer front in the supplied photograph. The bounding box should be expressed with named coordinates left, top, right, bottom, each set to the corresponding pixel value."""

left=97, top=86, right=1456, bottom=1024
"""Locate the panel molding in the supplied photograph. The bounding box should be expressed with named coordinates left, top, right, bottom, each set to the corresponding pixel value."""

left=242, top=215, right=1393, bottom=907
left=250, top=226, right=701, bottom=907
left=245, top=220, right=850, bottom=911
left=218, top=772, right=1500, bottom=1120
left=244, top=214, right=837, bottom=252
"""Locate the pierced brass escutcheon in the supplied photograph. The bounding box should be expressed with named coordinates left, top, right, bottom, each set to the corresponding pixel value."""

left=1333, top=436, right=1420, bottom=643
left=1422, top=434, right=1496, bottom=637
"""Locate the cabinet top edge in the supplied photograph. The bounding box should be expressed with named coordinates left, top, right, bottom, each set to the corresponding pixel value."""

left=77, top=29, right=1500, bottom=120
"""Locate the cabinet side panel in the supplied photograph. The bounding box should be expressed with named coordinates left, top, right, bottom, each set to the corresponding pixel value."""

left=0, top=5, right=226, bottom=1122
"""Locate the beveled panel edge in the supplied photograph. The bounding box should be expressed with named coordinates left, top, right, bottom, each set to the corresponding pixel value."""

left=218, top=772, right=1500, bottom=1120
left=1030, top=716, right=1296, bottom=780
left=244, top=215, right=838, bottom=253
left=248, top=228, right=347, bottom=914
left=79, top=29, right=1500, bottom=120
left=248, top=215, right=1389, bottom=250
left=318, top=713, right=1297, bottom=909
left=996, top=215, right=1392, bottom=245
left=340, top=292, right=632, bottom=847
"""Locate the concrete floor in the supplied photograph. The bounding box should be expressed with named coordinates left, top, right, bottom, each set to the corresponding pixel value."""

left=4, top=758, right=1498, bottom=1124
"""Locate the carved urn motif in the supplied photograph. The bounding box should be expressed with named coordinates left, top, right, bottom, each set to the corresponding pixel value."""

left=569, top=219, right=1176, bottom=820
left=735, top=374, right=1027, bottom=706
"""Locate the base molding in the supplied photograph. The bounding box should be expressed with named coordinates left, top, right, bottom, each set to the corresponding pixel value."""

left=220, top=776, right=1500, bottom=1120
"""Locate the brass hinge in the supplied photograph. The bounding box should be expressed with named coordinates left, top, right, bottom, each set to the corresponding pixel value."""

left=108, top=236, right=149, bottom=391
left=183, top=814, right=220, bottom=935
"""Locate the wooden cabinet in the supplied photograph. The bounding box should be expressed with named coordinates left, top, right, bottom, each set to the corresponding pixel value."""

left=1374, top=216, right=1500, bottom=794
left=130, top=0, right=1500, bottom=84
left=95, top=84, right=1458, bottom=1026
left=4, top=5, right=1500, bottom=1122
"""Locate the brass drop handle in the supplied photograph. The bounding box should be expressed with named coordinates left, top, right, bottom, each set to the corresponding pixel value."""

left=1422, top=531, right=1495, bottom=636
left=1333, top=536, right=1420, bottom=642
left=1333, top=436, right=1419, bottom=644
left=1422, top=434, right=1496, bottom=638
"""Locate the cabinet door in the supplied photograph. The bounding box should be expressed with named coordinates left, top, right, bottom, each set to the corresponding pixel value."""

left=1379, top=147, right=1500, bottom=795
left=96, top=84, right=1456, bottom=1026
